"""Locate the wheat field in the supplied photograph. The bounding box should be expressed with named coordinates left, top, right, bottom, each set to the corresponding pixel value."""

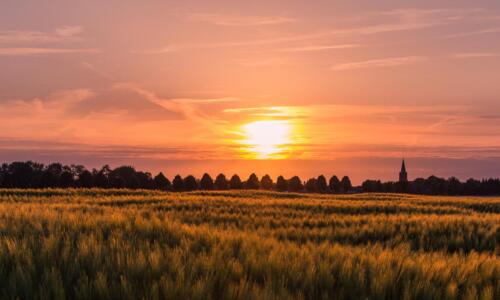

left=0, top=189, right=498, bottom=299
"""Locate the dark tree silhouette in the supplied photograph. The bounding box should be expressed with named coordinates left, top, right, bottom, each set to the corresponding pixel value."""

left=136, top=171, right=154, bottom=189
left=1, top=160, right=499, bottom=195
left=183, top=175, right=198, bottom=191
left=229, top=174, right=243, bottom=189
left=214, top=173, right=228, bottom=190
left=154, top=172, right=171, bottom=190
left=464, top=178, right=481, bottom=195
left=447, top=177, right=462, bottom=195
left=60, top=167, right=74, bottom=188
left=329, top=175, right=341, bottom=193
left=93, top=165, right=111, bottom=188
left=77, top=170, right=93, bottom=188
left=305, top=178, right=317, bottom=193
left=40, top=163, right=63, bottom=187
left=246, top=173, right=260, bottom=190
left=172, top=175, right=184, bottom=192
left=0, top=164, right=5, bottom=187
left=3, top=161, right=43, bottom=188
left=362, top=180, right=383, bottom=192
left=200, top=173, right=214, bottom=190
left=276, top=176, right=288, bottom=191
left=341, top=176, right=352, bottom=193
left=109, top=166, right=140, bottom=189
left=110, top=176, right=125, bottom=188
left=260, top=174, right=273, bottom=190
left=288, top=176, right=303, bottom=192
left=316, top=175, right=328, bottom=193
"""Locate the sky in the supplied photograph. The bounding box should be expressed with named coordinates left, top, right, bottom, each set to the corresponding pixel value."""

left=1, top=0, right=499, bottom=183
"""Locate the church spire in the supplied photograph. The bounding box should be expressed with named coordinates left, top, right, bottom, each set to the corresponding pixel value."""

left=399, top=159, right=408, bottom=182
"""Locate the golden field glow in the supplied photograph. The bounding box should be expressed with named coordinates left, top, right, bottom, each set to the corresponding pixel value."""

left=241, top=120, right=292, bottom=159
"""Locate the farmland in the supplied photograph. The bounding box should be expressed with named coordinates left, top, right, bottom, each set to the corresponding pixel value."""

left=0, top=189, right=498, bottom=299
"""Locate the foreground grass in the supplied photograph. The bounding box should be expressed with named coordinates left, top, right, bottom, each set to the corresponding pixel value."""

left=0, top=189, right=498, bottom=299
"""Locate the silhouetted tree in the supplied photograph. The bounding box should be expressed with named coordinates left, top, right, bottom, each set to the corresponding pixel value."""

left=464, top=178, right=481, bottom=195
left=288, top=176, right=303, bottom=192
left=316, top=175, right=327, bottom=193
left=136, top=171, right=154, bottom=189
left=305, top=178, right=317, bottom=193
left=362, top=180, right=383, bottom=192
left=341, top=176, right=352, bottom=193
left=110, top=176, right=125, bottom=188
left=246, top=173, right=260, bottom=189
left=71, top=165, right=86, bottom=181
left=60, top=167, right=74, bottom=188
left=276, top=176, right=288, bottom=191
left=329, top=175, right=341, bottom=193
left=41, top=163, right=63, bottom=187
left=447, top=177, right=462, bottom=195
left=109, top=166, right=140, bottom=189
left=77, top=170, right=93, bottom=188
left=425, top=176, right=446, bottom=195
left=183, top=175, right=198, bottom=191
left=260, top=174, right=273, bottom=190
left=200, top=173, right=214, bottom=190
left=93, top=165, right=110, bottom=188
left=214, top=173, right=228, bottom=190
left=0, top=164, right=5, bottom=187
left=1, top=160, right=499, bottom=195
left=3, top=161, right=43, bottom=188
left=172, top=175, right=184, bottom=192
left=154, top=172, right=171, bottom=190
left=229, top=174, right=243, bottom=189
left=412, top=178, right=426, bottom=194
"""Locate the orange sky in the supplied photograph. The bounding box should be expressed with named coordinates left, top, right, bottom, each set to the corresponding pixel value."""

left=0, top=0, right=499, bottom=182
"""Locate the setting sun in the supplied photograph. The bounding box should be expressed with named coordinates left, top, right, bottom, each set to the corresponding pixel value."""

left=241, top=120, right=292, bottom=159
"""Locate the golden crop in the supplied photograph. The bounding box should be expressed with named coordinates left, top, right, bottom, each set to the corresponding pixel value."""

left=0, top=189, right=498, bottom=299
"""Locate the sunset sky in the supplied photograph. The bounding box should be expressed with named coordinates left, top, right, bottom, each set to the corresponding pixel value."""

left=1, top=0, right=499, bottom=183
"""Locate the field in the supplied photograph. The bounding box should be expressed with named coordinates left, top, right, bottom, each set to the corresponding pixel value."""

left=0, top=189, right=498, bottom=299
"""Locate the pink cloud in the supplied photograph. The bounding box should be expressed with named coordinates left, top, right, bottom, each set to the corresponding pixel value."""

left=332, top=56, right=427, bottom=71
left=0, top=47, right=100, bottom=56
left=188, top=13, right=295, bottom=26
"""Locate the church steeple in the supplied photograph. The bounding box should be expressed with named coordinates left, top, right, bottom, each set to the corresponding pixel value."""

left=399, top=159, right=408, bottom=183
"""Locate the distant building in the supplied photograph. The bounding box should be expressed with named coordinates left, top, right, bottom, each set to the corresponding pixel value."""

left=399, top=159, right=408, bottom=183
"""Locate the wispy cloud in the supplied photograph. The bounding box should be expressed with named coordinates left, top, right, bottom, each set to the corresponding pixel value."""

left=136, top=8, right=465, bottom=54
left=172, top=97, right=241, bottom=104
left=277, top=44, right=361, bottom=53
left=188, top=13, right=295, bottom=26
left=0, top=26, right=84, bottom=44
left=332, top=56, right=427, bottom=71
left=443, top=27, right=500, bottom=39
left=136, top=20, right=439, bottom=53
left=451, top=52, right=499, bottom=59
left=54, top=26, right=83, bottom=37
left=80, top=62, right=113, bottom=80
left=0, top=47, right=100, bottom=56
left=131, top=46, right=177, bottom=55
left=235, top=57, right=290, bottom=67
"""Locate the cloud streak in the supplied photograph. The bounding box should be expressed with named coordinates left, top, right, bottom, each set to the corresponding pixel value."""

left=0, top=47, right=100, bottom=56
left=277, top=44, right=361, bottom=52
left=332, top=56, right=427, bottom=71
left=136, top=8, right=468, bottom=54
left=443, top=27, right=500, bottom=39
left=188, top=13, right=295, bottom=26
left=0, top=26, right=84, bottom=44
left=451, top=52, right=499, bottom=59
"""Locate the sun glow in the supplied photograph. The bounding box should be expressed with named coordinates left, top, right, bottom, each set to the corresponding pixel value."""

left=241, top=120, right=292, bottom=159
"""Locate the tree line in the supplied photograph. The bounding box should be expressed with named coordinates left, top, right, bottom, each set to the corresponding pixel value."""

left=0, top=161, right=352, bottom=192
left=362, top=176, right=500, bottom=196
left=0, top=161, right=498, bottom=195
